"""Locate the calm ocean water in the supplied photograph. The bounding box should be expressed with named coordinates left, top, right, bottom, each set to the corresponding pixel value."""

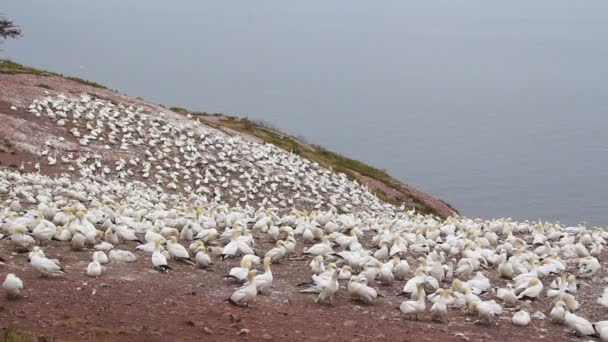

left=3, top=1, right=607, bottom=225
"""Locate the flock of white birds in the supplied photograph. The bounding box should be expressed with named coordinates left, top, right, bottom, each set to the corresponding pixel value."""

left=1, top=93, right=607, bottom=340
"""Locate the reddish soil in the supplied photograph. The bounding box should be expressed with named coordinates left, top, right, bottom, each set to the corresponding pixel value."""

left=1, top=232, right=602, bottom=342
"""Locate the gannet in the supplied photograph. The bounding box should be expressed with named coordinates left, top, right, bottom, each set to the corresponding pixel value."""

left=314, top=269, right=339, bottom=305
left=516, top=278, right=543, bottom=299
left=550, top=301, right=567, bottom=324
left=430, top=289, right=450, bottom=323
left=245, top=257, right=273, bottom=293
left=228, top=270, right=258, bottom=307
left=152, top=238, right=171, bottom=272
left=195, top=245, right=212, bottom=268
left=92, top=251, right=109, bottom=264
left=598, top=288, right=608, bottom=308
left=31, top=255, right=66, bottom=277
left=109, top=249, right=137, bottom=262
left=400, top=283, right=426, bottom=320
left=264, top=240, right=287, bottom=263
left=2, top=273, right=23, bottom=299
left=512, top=310, right=531, bottom=326
left=565, top=312, right=595, bottom=336
left=86, top=261, right=102, bottom=277
left=309, top=255, right=325, bottom=275
left=167, top=236, right=194, bottom=264
left=469, top=300, right=502, bottom=324
left=304, top=236, right=334, bottom=256
left=226, top=258, right=252, bottom=282
left=348, top=275, right=378, bottom=304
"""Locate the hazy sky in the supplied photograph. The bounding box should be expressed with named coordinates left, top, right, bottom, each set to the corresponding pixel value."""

left=3, top=1, right=608, bottom=225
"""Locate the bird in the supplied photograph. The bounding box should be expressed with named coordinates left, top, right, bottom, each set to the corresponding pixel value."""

left=400, top=283, right=426, bottom=320
left=469, top=300, right=502, bottom=325
left=565, top=312, right=595, bottom=336
left=226, top=258, right=252, bottom=282
left=512, top=310, right=531, bottom=326
left=86, top=261, right=103, bottom=277
left=31, top=254, right=66, bottom=277
left=166, top=236, right=194, bottom=264
left=2, top=273, right=23, bottom=299
left=244, top=256, right=273, bottom=294
left=152, top=238, right=171, bottom=272
left=598, top=288, right=608, bottom=308
left=194, top=244, right=212, bottom=269
left=348, top=275, right=378, bottom=304
left=228, top=270, right=258, bottom=307
left=108, top=249, right=137, bottom=262
left=550, top=301, right=567, bottom=324
left=92, top=251, right=109, bottom=264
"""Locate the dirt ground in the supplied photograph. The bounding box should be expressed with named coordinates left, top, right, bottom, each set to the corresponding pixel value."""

left=1, top=232, right=601, bottom=342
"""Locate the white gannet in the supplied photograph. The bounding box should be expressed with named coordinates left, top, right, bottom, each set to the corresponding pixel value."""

left=228, top=270, right=258, bottom=307
left=2, top=273, right=23, bottom=299
left=92, top=251, right=109, bottom=264
left=348, top=275, right=378, bottom=304
left=400, top=283, right=426, bottom=320
left=86, top=261, right=103, bottom=277
left=31, top=254, right=66, bottom=277
left=512, top=310, right=531, bottom=326
left=550, top=301, right=567, bottom=324
left=109, top=249, right=137, bottom=262
left=152, top=238, right=171, bottom=272
left=564, top=312, right=595, bottom=336
left=195, top=244, right=212, bottom=269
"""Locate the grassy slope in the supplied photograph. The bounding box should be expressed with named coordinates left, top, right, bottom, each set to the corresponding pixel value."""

left=172, top=107, right=457, bottom=218
left=0, top=59, right=107, bottom=89
left=0, top=60, right=456, bottom=218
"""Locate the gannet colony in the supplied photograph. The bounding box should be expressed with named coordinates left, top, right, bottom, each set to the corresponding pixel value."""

left=1, top=92, right=607, bottom=340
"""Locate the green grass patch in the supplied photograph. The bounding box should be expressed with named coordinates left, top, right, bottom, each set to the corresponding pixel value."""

left=0, top=60, right=107, bottom=89
left=34, top=83, right=53, bottom=90
left=3, top=326, right=46, bottom=342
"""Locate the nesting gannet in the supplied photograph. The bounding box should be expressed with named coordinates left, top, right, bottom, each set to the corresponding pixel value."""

left=167, top=236, right=194, bottom=264
left=512, top=310, right=531, bottom=326
left=598, top=288, right=608, bottom=308
left=86, top=261, right=103, bottom=277
left=496, top=284, right=518, bottom=307
left=348, top=275, right=378, bottom=304
left=304, top=236, right=334, bottom=256
left=400, top=283, right=426, bottom=320
left=152, top=238, right=171, bottom=272
left=469, top=300, right=502, bottom=325
left=264, top=240, right=287, bottom=263
left=31, top=254, right=66, bottom=277
left=2, top=273, right=23, bottom=299
left=9, top=225, right=36, bottom=252
left=338, top=265, right=352, bottom=280
left=92, top=251, right=109, bottom=264
left=228, top=270, right=258, bottom=307
left=226, top=258, right=252, bottom=282
left=550, top=301, right=567, bottom=324
left=195, top=244, right=212, bottom=269
left=108, top=249, right=137, bottom=262
left=565, top=312, right=595, bottom=336
left=314, top=269, right=339, bottom=305
left=245, top=257, right=273, bottom=294
left=516, top=278, right=543, bottom=299
left=309, top=255, right=325, bottom=275
left=578, top=256, right=601, bottom=278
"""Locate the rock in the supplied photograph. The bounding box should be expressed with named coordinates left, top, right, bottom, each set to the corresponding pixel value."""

left=262, top=333, right=273, bottom=340
left=343, top=320, right=357, bottom=328
left=203, top=327, right=213, bottom=335
left=454, top=333, right=469, bottom=341
left=239, top=329, right=250, bottom=335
